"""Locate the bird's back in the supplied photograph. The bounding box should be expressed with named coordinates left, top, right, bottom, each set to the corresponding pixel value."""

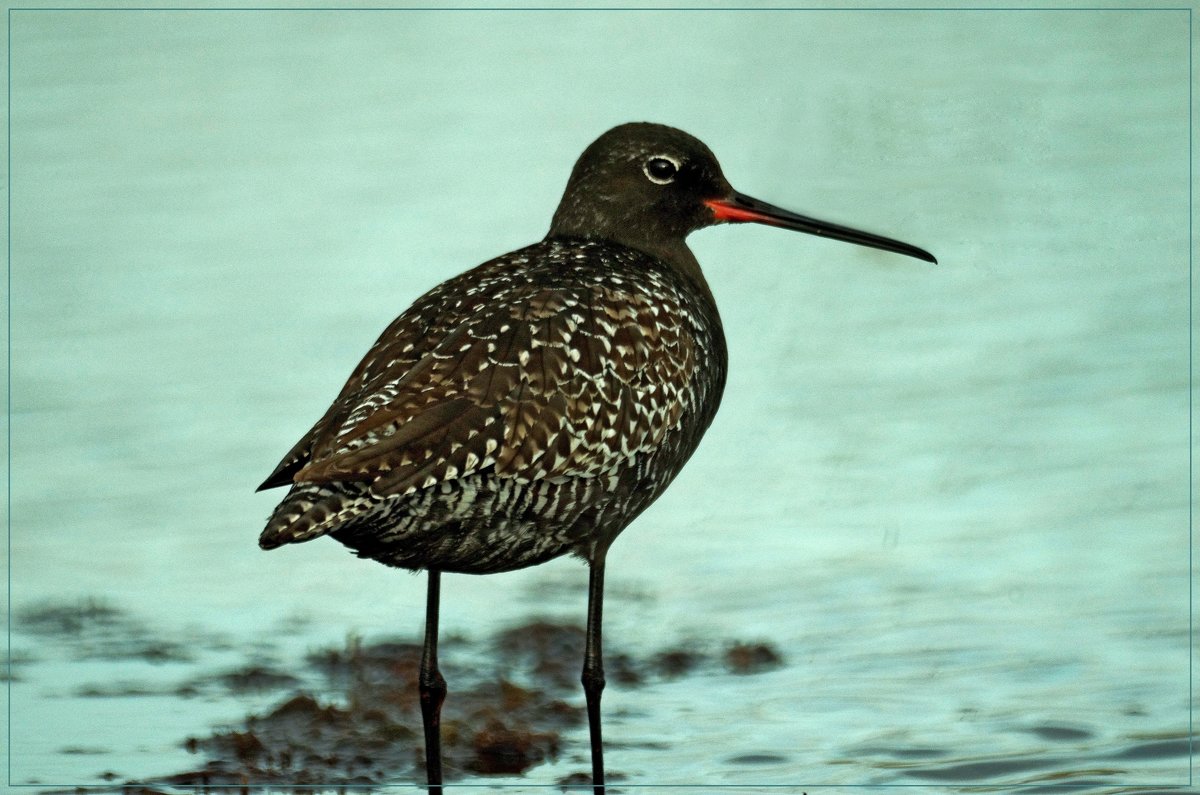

left=259, top=237, right=727, bottom=573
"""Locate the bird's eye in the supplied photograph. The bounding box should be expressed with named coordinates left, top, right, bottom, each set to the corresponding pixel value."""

left=643, top=156, right=680, bottom=185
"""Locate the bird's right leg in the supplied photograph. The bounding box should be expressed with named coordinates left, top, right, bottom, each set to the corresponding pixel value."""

left=582, top=548, right=608, bottom=794
left=420, top=569, right=447, bottom=793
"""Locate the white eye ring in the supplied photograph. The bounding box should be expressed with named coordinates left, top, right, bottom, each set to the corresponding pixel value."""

left=643, top=154, right=681, bottom=185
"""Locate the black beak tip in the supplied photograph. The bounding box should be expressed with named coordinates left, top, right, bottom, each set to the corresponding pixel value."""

left=711, top=192, right=937, bottom=265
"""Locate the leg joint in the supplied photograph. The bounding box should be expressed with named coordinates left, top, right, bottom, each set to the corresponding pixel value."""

left=419, top=668, right=447, bottom=696
left=581, top=660, right=606, bottom=694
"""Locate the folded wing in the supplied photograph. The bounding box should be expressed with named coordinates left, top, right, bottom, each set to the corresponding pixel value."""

left=259, top=252, right=698, bottom=546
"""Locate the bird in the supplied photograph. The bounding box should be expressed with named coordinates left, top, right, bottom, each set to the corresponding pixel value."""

left=257, top=122, right=935, bottom=793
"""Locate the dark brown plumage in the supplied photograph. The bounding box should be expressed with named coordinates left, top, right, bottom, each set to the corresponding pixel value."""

left=257, top=122, right=934, bottom=792
left=259, top=236, right=725, bottom=573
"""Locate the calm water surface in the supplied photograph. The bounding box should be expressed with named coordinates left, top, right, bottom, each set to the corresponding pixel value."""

left=4, top=6, right=1192, bottom=792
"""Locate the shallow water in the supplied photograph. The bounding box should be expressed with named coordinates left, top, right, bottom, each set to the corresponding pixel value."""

left=4, top=5, right=1193, bottom=792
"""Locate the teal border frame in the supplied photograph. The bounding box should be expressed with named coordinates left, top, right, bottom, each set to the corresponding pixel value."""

left=4, top=5, right=1193, bottom=791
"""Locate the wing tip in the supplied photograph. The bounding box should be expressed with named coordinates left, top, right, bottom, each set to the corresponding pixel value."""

left=257, top=463, right=301, bottom=492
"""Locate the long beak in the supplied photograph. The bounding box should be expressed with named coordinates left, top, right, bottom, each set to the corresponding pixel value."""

left=705, top=191, right=937, bottom=264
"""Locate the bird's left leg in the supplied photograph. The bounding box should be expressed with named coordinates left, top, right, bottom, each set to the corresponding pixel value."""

left=420, top=569, right=447, bottom=793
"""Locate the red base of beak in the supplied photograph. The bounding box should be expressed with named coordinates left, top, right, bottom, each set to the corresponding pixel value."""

left=704, top=194, right=937, bottom=264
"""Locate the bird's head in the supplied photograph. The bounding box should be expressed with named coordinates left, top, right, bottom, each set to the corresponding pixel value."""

left=549, top=122, right=936, bottom=265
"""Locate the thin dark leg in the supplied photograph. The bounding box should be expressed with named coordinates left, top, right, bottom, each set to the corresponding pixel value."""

left=420, top=569, right=447, bottom=794
left=582, top=553, right=607, bottom=794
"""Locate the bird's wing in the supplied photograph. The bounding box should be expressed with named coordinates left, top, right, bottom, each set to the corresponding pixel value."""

left=257, top=264, right=486, bottom=492
left=289, top=275, right=697, bottom=497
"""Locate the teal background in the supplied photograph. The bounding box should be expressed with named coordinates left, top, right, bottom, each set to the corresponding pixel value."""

left=3, top=4, right=1192, bottom=789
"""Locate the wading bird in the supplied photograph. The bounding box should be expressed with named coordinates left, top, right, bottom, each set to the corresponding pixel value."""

left=258, top=122, right=934, bottom=793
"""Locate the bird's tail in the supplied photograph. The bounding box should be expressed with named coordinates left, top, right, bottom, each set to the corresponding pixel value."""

left=259, top=481, right=373, bottom=550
